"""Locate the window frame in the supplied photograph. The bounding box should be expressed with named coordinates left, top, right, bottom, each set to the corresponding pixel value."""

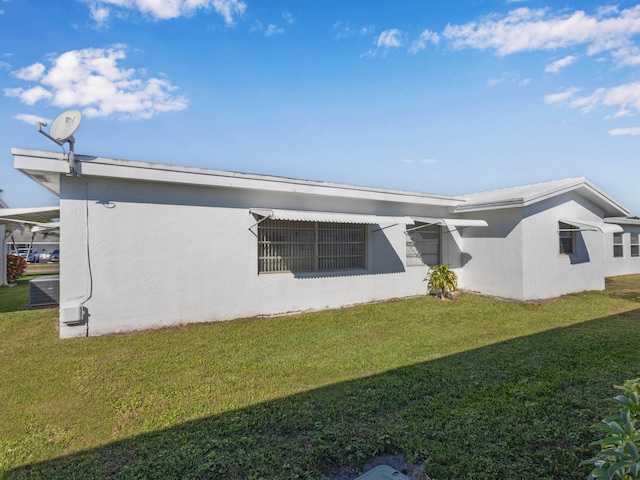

left=558, top=222, right=577, bottom=256
left=257, top=218, right=367, bottom=274
left=631, top=233, right=639, bottom=258
left=406, top=222, right=441, bottom=267
left=613, top=232, right=624, bottom=258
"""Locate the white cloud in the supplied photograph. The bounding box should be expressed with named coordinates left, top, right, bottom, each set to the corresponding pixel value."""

left=545, top=55, right=577, bottom=73
left=546, top=82, right=640, bottom=118
left=360, top=49, right=378, bottom=59
left=609, top=127, right=640, bottom=135
left=377, top=29, right=402, bottom=48
left=4, top=46, right=188, bottom=120
left=0, top=60, right=11, bottom=71
left=11, top=62, right=45, bottom=81
left=544, top=87, right=582, bottom=104
left=84, top=0, right=246, bottom=25
left=282, top=10, right=294, bottom=24
left=442, top=5, right=640, bottom=66
left=5, top=85, right=52, bottom=105
left=612, top=46, right=640, bottom=66
left=333, top=21, right=375, bottom=40
left=488, top=71, right=531, bottom=87
left=14, top=113, right=50, bottom=126
left=265, top=24, right=284, bottom=36
left=89, top=4, right=110, bottom=27
left=409, top=29, right=440, bottom=54
left=213, top=0, right=246, bottom=25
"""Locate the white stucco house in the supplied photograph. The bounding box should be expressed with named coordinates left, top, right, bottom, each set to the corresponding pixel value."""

left=11, top=148, right=639, bottom=338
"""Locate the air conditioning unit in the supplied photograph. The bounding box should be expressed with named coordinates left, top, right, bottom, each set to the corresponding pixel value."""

left=29, top=275, right=60, bottom=307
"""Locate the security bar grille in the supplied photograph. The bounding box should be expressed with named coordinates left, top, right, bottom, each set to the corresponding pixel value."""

left=258, top=219, right=366, bottom=273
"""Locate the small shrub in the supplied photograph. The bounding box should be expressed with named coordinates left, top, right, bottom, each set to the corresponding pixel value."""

left=424, top=265, right=458, bottom=299
left=6, top=254, right=27, bottom=284
left=581, top=378, right=640, bottom=480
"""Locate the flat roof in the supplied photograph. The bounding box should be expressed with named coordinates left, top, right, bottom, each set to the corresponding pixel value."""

left=13, top=148, right=463, bottom=208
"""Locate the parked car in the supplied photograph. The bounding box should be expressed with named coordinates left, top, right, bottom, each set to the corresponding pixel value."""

left=17, top=248, right=39, bottom=263
left=39, top=251, right=51, bottom=262
left=50, top=249, right=60, bottom=262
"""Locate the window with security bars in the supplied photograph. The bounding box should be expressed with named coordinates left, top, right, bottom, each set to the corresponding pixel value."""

left=257, top=219, right=366, bottom=273
left=559, top=222, right=577, bottom=255
left=406, top=223, right=440, bottom=266
left=613, top=232, right=624, bottom=258
left=631, top=233, right=639, bottom=258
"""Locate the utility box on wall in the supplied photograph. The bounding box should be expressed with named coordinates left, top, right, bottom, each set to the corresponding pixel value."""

left=28, top=275, right=60, bottom=307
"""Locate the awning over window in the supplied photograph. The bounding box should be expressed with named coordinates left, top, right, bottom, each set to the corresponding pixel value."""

left=411, top=216, right=488, bottom=228
left=560, top=219, right=623, bottom=234
left=250, top=208, right=415, bottom=225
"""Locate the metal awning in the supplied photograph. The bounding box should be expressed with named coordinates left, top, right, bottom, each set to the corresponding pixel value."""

left=560, top=219, right=623, bottom=234
left=0, top=206, right=60, bottom=224
left=410, top=216, right=488, bottom=228
left=250, top=208, right=415, bottom=225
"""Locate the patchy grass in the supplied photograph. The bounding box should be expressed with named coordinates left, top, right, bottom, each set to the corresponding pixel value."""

left=1, top=276, right=640, bottom=479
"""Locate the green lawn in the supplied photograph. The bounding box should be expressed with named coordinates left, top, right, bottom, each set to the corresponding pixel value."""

left=1, top=274, right=640, bottom=479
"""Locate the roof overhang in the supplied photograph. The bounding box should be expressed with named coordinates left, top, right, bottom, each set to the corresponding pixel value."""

left=13, top=148, right=463, bottom=208
left=250, top=208, right=415, bottom=225
left=456, top=179, right=629, bottom=217
left=560, top=219, right=623, bottom=234
left=410, top=216, right=488, bottom=228
left=605, top=217, right=640, bottom=227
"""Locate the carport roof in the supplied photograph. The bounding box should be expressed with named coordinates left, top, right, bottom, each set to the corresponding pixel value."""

left=0, top=206, right=60, bottom=224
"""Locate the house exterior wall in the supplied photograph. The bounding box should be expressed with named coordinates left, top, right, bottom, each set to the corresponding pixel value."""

left=520, top=193, right=607, bottom=299
left=454, top=192, right=611, bottom=301
left=58, top=175, right=460, bottom=338
left=454, top=208, right=525, bottom=299
left=605, top=225, right=640, bottom=277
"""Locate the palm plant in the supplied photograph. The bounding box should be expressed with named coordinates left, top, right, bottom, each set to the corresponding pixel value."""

left=425, top=264, right=458, bottom=299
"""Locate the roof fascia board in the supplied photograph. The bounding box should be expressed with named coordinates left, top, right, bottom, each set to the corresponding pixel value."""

left=454, top=199, right=525, bottom=213
left=12, top=149, right=462, bottom=208
left=605, top=217, right=640, bottom=226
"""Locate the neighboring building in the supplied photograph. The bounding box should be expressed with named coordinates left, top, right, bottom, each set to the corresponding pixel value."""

left=5, top=229, right=59, bottom=260
left=603, top=217, right=640, bottom=277
left=11, top=148, right=639, bottom=338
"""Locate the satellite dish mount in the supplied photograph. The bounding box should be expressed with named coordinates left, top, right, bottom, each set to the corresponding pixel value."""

left=36, top=110, right=82, bottom=175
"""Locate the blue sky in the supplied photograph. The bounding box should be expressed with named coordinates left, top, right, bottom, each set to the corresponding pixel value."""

left=2, top=0, right=640, bottom=214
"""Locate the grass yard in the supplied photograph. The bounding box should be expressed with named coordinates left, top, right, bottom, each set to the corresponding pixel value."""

left=1, top=274, right=640, bottom=479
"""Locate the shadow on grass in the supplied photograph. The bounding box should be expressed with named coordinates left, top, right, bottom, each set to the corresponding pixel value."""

left=8, top=310, right=640, bottom=480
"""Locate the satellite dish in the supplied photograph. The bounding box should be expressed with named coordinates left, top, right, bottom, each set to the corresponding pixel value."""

left=35, top=109, right=83, bottom=176
left=49, top=110, right=82, bottom=143
left=37, top=109, right=82, bottom=145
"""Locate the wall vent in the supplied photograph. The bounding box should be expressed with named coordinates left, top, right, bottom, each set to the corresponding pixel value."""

left=29, top=275, right=60, bottom=307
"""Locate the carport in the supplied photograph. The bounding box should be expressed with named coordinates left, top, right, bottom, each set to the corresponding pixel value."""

left=0, top=206, right=60, bottom=285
